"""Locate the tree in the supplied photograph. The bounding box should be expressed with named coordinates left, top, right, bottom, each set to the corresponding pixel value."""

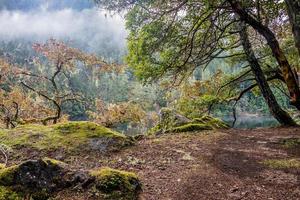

left=18, top=39, right=113, bottom=124
left=239, top=21, right=295, bottom=125
left=227, top=0, right=300, bottom=110
left=0, top=58, right=53, bottom=128
left=285, top=0, right=300, bottom=56
left=0, top=39, right=116, bottom=126
left=95, top=0, right=299, bottom=125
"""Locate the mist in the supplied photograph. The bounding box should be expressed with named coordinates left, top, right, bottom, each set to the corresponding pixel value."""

left=0, top=7, right=127, bottom=58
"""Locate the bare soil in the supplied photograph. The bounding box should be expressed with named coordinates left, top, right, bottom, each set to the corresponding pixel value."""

left=8, top=127, right=300, bottom=199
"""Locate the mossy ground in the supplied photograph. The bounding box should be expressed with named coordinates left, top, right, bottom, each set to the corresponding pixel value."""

left=0, top=165, right=18, bottom=185
left=262, top=158, right=300, bottom=169
left=0, top=186, right=23, bottom=200
left=0, top=121, right=130, bottom=152
left=280, top=138, right=300, bottom=148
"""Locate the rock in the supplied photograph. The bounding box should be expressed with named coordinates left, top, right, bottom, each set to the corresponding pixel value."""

left=0, top=159, right=142, bottom=200
left=159, top=108, right=191, bottom=127
left=148, top=108, right=229, bottom=135
left=0, top=158, right=88, bottom=200
left=89, top=167, right=141, bottom=200
left=0, top=121, right=133, bottom=155
left=170, top=123, right=213, bottom=133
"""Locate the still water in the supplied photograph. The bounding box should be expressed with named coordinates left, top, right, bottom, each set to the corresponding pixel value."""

left=223, top=115, right=279, bottom=129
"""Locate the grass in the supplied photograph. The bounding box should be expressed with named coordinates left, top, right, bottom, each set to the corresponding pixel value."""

left=262, top=159, right=300, bottom=169
left=280, top=138, right=300, bottom=148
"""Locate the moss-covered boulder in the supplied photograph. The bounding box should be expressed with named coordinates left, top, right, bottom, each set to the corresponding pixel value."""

left=0, top=158, right=85, bottom=200
left=89, top=167, right=141, bottom=200
left=170, top=123, right=213, bottom=133
left=0, top=121, right=133, bottom=154
left=148, top=108, right=229, bottom=135
left=192, top=115, right=230, bottom=129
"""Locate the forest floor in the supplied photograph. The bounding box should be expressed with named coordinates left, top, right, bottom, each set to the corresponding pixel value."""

left=8, top=127, right=300, bottom=199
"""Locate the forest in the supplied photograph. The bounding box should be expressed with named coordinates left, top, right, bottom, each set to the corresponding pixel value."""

left=0, top=0, right=300, bottom=199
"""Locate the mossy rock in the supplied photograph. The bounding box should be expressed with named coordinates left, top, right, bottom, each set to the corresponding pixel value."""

left=0, top=158, right=80, bottom=200
left=169, top=123, right=213, bottom=133
left=192, top=115, right=230, bottom=129
left=148, top=110, right=229, bottom=135
left=90, top=167, right=141, bottom=200
left=0, top=121, right=133, bottom=153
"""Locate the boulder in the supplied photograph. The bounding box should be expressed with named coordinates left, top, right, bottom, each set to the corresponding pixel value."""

left=0, top=158, right=87, bottom=200
left=148, top=108, right=229, bottom=135
left=89, top=167, right=141, bottom=200
left=0, top=159, right=142, bottom=200
left=0, top=121, right=134, bottom=155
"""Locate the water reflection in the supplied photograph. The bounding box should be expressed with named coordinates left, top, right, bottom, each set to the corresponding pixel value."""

left=223, top=115, right=279, bottom=129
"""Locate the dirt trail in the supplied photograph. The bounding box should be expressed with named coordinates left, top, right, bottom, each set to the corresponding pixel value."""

left=106, top=128, right=300, bottom=200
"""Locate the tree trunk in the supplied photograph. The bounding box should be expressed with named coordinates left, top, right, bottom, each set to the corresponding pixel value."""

left=285, top=0, right=300, bottom=56
left=239, top=22, right=296, bottom=126
left=228, top=0, right=300, bottom=110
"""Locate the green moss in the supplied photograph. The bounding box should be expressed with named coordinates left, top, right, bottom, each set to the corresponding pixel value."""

left=148, top=113, right=229, bottom=135
left=90, top=167, right=141, bottom=200
left=0, top=165, right=18, bottom=185
left=0, top=186, right=23, bottom=200
left=280, top=138, right=300, bottom=148
left=146, top=124, right=162, bottom=135
left=192, top=116, right=230, bottom=129
left=53, top=121, right=126, bottom=138
left=169, top=123, right=213, bottom=133
left=0, top=121, right=131, bottom=152
left=0, top=164, right=5, bottom=170
left=0, top=158, right=68, bottom=200
left=262, top=159, right=300, bottom=169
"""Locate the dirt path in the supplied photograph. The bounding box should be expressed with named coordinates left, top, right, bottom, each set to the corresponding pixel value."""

left=104, top=128, right=300, bottom=200
left=11, top=127, right=300, bottom=199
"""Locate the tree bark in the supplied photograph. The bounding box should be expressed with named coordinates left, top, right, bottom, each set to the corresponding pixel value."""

left=239, top=22, right=296, bottom=126
left=227, top=0, right=300, bottom=110
left=285, top=0, right=300, bottom=56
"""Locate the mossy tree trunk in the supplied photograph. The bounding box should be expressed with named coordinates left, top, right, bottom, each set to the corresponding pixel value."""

left=285, top=0, right=300, bottom=56
left=239, top=22, right=296, bottom=126
left=228, top=0, right=300, bottom=110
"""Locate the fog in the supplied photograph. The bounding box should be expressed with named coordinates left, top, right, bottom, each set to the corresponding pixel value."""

left=0, top=6, right=127, bottom=56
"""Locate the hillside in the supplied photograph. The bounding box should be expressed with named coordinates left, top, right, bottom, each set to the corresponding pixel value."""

left=0, top=123, right=299, bottom=199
